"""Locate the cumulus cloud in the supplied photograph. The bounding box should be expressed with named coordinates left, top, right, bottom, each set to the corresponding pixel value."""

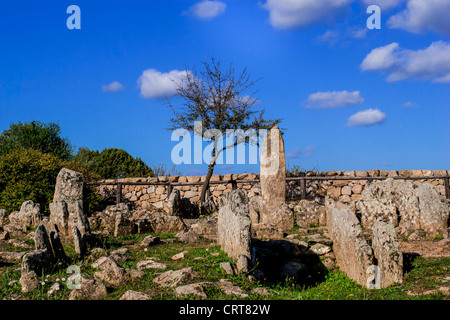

left=388, top=0, right=450, bottom=36
left=361, top=41, right=450, bottom=83
left=261, top=0, right=353, bottom=29
left=402, top=101, right=419, bottom=108
left=137, top=69, right=190, bottom=99
left=346, top=108, right=386, bottom=127
left=185, top=0, right=226, bottom=20
left=305, top=90, right=364, bottom=109
left=102, top=81, right=124, bottom=93
left=361, top=0, right=405, bottom=9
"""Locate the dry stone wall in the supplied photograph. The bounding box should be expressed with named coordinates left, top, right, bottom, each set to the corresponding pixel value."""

left=97, top=169, right=448, bottom=211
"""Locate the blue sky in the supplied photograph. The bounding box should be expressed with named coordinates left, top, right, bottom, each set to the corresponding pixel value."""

left=0, top=0, right=449, bottom=175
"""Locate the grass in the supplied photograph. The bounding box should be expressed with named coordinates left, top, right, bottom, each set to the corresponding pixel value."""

left=0, top=229, right=448, bottom=300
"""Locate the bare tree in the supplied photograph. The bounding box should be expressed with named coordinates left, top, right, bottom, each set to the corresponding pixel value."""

left=167, top=58, right=281, bottom=206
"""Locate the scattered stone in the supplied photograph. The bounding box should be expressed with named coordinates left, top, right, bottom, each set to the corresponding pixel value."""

left=189, top=217, right=218, bottom=241
left=153, top=267, right=200, bottom=288
left=140, top=235, right=160, bottom=247
left=309, top=243, right=331, bottom=255
left=0, top=251, right=26, bottom=263
left=148, top=211, right=187, bottom=234
left=8, top=239, right=32, bottom=249
left=438, top=285, right=450, bottom=295
left=68, top=274, right=108, bottom=300
left=19, top=271, right=39, bottom=293
left=295, top=200, right=327, bottom=229
left=253, top=224, right=284, bottom=240
left=8, top=200, right=42, bottom=231
left=176, top=230, right=200, bottom=243
left=217, top=189, right=252, bottom=273
left=127, top=269, right=145, bottom=279
left=113, top=203, right=134, bottom=237
left=136, top=259, right=167, bottom=270
left=94, top=266, right=131, bottom=287
left=215, top=279, right=248, bottom=298
left=371, top=219, right=403, bottom=287
left=307, top=234, right=333, bottom=246
left=120, top=290, right=151, bottom=300
left=326, top=198, right=374, bottom=288
left=251, top=287, right=270, bottom=296
left=21, top=250, right=52, bottom=275
left=175, top=282, right=210, bottom=299
left=220, top=262, right=234, bottom=275
left=172, top=251, right=188, bottom=260
left=91, top=256, right=120, bottom=271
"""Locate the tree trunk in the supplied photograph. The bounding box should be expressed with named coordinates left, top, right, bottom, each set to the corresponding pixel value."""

left=200, top=162, right=215, bottom=204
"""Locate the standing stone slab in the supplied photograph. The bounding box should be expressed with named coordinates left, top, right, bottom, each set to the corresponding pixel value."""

left=72, top=226, right=87, bottom=258
left=49, top=168, right=90, bottom=238
left=34, top=225, right=53, bottom=257
left=8, top=200, right=42, bottom=231
left=326, top=197, right=375, bottom=288
left=372, top=219, right=403, bottom=288
left=260, top=126, right=286, bottom=227
left=217, top=189, right=252, bottom=273
left=49, top=229, right=68, bottom=262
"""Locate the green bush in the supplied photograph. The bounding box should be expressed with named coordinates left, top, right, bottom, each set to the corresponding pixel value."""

left=0, top=148, right=107, bottom=215
left=0, top=121, right=73, bottom=161
left=74, top=147, right=153, bottom=179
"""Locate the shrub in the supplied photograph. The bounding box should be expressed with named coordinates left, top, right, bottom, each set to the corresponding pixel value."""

left=0, top=121, right=73, bottom=161
left=0, top=148, right=106, bottom=214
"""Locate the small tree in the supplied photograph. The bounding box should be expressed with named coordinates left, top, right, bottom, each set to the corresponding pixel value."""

left=167, top=58, right=281, bottom=205
left=0, top=121, right=73, bottom=161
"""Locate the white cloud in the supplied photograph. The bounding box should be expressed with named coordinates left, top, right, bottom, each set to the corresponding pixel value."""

left=388, top=0, right=450, bottom=36
left=185, top=0, right=226, bottom=20
left=318, top=30, right=340, bottom=45
left=361, top=41, right=450, bottom=83
left=286, top=146, right=316, bottom=159
left=137, top=69, right=190, bottom=99
left=261, top=0, right=354, bottom=29
left=102, top=81, right=124, bottom=93
left=305, top=90, right=364, bottom=109
left=286, top=147, right=302, bottom=159
left=346, top=108, right=386, bottom=127
left=361, top=0, right=405, bottom=10
left=402, top=101, right=419, bottom=108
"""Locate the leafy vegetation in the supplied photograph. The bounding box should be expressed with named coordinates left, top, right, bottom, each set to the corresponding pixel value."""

left=74, top=147, right=153, bottom=179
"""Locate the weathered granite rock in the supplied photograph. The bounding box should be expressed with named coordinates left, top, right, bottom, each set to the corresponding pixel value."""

left=21, top=250, right=52, bottom=275
left=176, top=230, right=200, bottom=243
left=68, top=274, right=108, bottom=300
left=114, top=204, right=134, bottom=237
left=72, top=226, right=87, bottom=258
left=295, top=200, right=327, bottom=228
left=34, top=224, right=53, bottom=253
left=120, top=290, right=151, bottom=300
left=136, top=259, right=167, bottom=270
left=249, top=196, right=262, bottom=225
left=253, top=224, right=284, bottom=240
left=93, top=265, right=131, bottom=287
left=268, top=203, right=294, bottom=231
left=326, top=197, right=375, bottom=287
left=357, top=180, right=449, bottom=237
left=220, top=262, right=235, bottom=275
left=217, top=190, right=252, bottom=273
left=372, top=219, right=403, bottom=288
left=189, top=217, right=217, bottom=240
left=91, top=256, right=120, bottom=271
left=175, top=282, right=210, bottom=299
left=140, top=235, right=160, bottom=247
left=153, top=267, right=200, bottom=288
left=49, top=168, right=90, bottom=238
left=8, top=201, right=42, bottom=231
left=19, top=271, right=39, bottom=293
left=215, top=279, right=248, bottom=298
left=149, top=211, right=188, bottom=234
left=49, top=229, right=68, bottom=262
left=260, top=126, right=286, bottom=226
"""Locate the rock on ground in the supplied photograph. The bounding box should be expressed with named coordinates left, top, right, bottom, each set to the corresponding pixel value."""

left=68, top=274, right=108, bottom=300
left=120, top=290, right=151, bottom=300
left=217, top=189, right=252, bottom=273
left=152, top=267, right=199, bottom=288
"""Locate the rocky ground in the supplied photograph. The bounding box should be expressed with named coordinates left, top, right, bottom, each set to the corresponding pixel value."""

left=0, top=211, right=449, bottom=300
